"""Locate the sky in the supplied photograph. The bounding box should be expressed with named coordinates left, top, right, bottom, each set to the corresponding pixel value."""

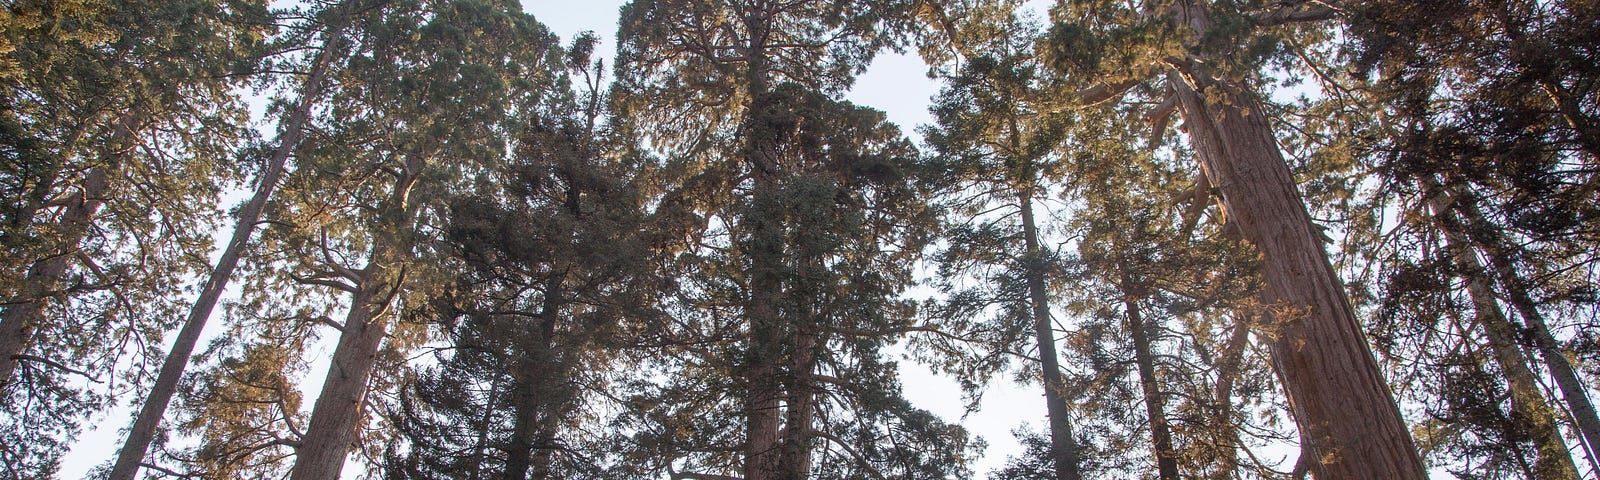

left=58, top=1, right=1052, bottom=478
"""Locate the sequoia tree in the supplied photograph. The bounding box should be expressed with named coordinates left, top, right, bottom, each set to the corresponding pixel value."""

left=1041, top=1, right=1427, bottom=476
left=0, top=0, right=265, bottom=473
left=613, top=1, right=971, bottom=478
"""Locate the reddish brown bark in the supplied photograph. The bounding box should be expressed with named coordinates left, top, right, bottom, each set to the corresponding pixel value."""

left=1165, top=44, right=1425, bottom=477
left=289, top=166, right=420, bottom=480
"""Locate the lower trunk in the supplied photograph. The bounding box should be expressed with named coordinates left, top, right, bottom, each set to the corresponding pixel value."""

left=503, top=379, right=539, bottom=480
left=1168, top=70, right=1426, bottom=478
left=745, top=352, right=782, bottom=480
left=743, top=169, right=784, bottom=480
left=468, top=376, right=502, bottom=480
left=1125, top=296, right=1180, bottom=480
left=1473, top=282, right=1581, bottom=480
left=0, top=165, right=111, bottom=386
left=290, top=167, right=418, bottom=480
left=777, top=329, right=818, bottom=480
left=288, top=272, right=393, bottom=480
left=1424, top=175, right=1593, bottom=476
left=1021, top=194, right=1083, bottom=480
left=507, top=281, right=563, bottom=480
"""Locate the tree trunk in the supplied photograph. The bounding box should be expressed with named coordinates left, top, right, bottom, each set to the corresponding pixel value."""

left=1423, top=174, right=1600, bottom=473
left=1020, top=193, right=1084, bottom=480
left=108, top=28, right=344, bottom=480
left=503, top=377, right=538, bottom=480
left=468, top=375, right=502, bottom=480
left=1164, top=41, right=1425, bottom=480
left=740, top=18, right=784, bottom=480
left=289, top=168, right=419, bottom=480
left=506, top=277, right=563, bottom=480
left=1468, top=269, right=1581, bottom=480
left=0, top=124, right=125, bottom=386
left=1124, top=294, right=1180, bottom=480
left=777, top=326, right=819, bottom=480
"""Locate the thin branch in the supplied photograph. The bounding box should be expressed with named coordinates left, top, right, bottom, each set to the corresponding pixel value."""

left=13, top=354, right=102, bottom=382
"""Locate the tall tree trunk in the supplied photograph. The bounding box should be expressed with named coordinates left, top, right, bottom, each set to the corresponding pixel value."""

left=1167, top=70, right=1425, bottom=477
left=1123, top=292, right=1180, bottom=480
left=741, top=17, right=784, bottom=480
left=1162, top=4, right=1425, bottom=471
left=1020, top=193, right=1084, bottom=480
left=1423, top=174, right=1600, bottom=472
left=0, top=111, right=136, bottom=386
left=108, top=28, right=344, bottom=480
left=289, top=168, right=419, bottom=480
left=1467, top=270, right=1581, bottom=480
left=1426, top=175, right=1580, bottom=478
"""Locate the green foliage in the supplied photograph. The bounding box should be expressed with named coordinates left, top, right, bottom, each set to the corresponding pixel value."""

left=0, top=0, right=267, bottom=473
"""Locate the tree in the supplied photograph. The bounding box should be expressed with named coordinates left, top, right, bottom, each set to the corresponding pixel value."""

left=107, top=3, right=353, bottom=477
left=611, top=2, right=979, bottom=478
left=382, top=39, right=656, bottom=480
left=1040, top=0, right=1428, bottom=476
left=915, top=7, right=1086, bottom=478
left=1348, top=0, right=1600, bottom=473
left=0, top=0, right=265, bottom=473
left=283, top=1, right=564, bottom=477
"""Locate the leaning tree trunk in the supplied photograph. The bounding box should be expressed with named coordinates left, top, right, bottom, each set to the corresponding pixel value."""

left=1162, top=6, right=1426, bottom=468
left=1020, top=192, right=1085, bottom=480
left=1424, top=174, right=1600, bottom=471
left=288, top=166, right=420, bottom=480
left=1464, top=258, right=1582, bottom=480
left=0, top=167, right=109, bottom=386
left=0, top=111, right=138, bottom=386
left=1167, top=71, right=1425, bottom=478
left=1157, top=2, right=1426, bottom=477
left=1122, top=291, right=1180, bottom=480
left=108, top=27, right=345, bottom=480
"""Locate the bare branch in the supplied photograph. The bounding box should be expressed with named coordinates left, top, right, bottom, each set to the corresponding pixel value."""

left=1252, top=4, right=1337, bottom=26
left=1075, top=79, right=1141, bottom=105
left=13, top=354, right=101, bottom=382
left=291, top=274, right=358, bottom=293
